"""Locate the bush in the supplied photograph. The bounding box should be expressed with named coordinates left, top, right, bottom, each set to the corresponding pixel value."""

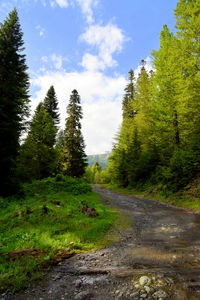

left=160, top=149, right=199, bottom=191
left=23, top=176, right=92, bottom=197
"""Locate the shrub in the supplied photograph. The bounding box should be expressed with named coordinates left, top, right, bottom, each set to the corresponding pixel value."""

left=23, top=176, right=92, bottom=197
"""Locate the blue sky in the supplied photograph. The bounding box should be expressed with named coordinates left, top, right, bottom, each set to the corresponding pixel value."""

left=0, top=0, right=178, bottom=154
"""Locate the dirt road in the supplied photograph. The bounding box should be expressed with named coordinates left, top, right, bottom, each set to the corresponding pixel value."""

left=5, top=185, right=200, bottom=299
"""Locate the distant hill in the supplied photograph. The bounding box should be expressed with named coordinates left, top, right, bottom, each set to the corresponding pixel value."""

left=87, top=152, right=111, bottom=169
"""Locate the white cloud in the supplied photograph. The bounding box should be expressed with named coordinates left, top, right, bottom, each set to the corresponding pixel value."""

left=76, top=0, right=98, bottom=24
left=80, top=23, right=129, bottom=71
left=81, top=53, right=104, bottom=72
left=31, top=70, right=126, bottom=154
left=36, top=25, right=45, bottom=37
left=50, top=0, right=69, bottom=8
left=40, top=54, right=68, bottom=70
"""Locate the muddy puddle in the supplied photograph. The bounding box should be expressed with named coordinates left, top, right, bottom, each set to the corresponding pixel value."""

left=2, top=185, right=200, bottom=300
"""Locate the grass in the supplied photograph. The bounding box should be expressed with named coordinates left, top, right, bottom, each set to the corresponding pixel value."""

left=0, top=176, right=117, bottom=292
left=103, top=182, right=200, bottom=212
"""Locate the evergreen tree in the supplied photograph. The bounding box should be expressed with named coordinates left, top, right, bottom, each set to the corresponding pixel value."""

left=43, top=85, right=60, bottom=126
left=91, top=162, right=102, bottom=183
left=18, top=104, right=57, bottom=181
left=63, top=90, right=87, bottom=177
left=0, top=8, right=29, bottom=196
left=55, top=129, right=65, bottom=174
left=122, top=69, right=136, bottom=118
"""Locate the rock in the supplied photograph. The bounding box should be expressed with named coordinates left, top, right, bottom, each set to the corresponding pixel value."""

left=156, top=279, right=164, bottom=287
left=74, top=291, right=92, bottom=300
left=140, top=293, right=147, bottom=298
left=130, top=291, right=139, bottom=297
left=75, top=279, right=82, bottom=288
left=144, top=286, right=151, bottom=293
left=134, top=283, right=140, bottom=289
left=152, top=290, right=168, bottom=299
left=165, top=277, right=174, bottom=285
left=139, top=276, right=151, bottom=286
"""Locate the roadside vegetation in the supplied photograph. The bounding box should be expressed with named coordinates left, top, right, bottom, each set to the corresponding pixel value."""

left=84, top=0, right=200, bottom=212
left=0, top=176, right=116, bottom=291
left=103, top=181, right=200, bottom=213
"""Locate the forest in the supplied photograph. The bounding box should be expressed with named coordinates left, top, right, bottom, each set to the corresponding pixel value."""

left=0, top=0, right=200, bottom=292
left=85, top=0, right=200, bottom=198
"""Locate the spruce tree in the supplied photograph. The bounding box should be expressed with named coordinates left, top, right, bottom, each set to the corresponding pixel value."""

left=18, top=104, right=57, bottom=181
left=0, top=8, right=29, bottom=196
left=55, top=129, right=65, bottom=174
left=122, top=69, right=136, bottom=119
left=63, top=90, right=87, bottom=177
left=43, top=85, right=60, bottom=126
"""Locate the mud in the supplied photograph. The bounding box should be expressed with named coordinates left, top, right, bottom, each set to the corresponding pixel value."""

left=2, top=185, right=200, bottom=300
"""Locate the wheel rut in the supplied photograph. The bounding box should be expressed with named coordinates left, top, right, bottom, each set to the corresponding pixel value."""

left=4, top=185, right=200, bottom=300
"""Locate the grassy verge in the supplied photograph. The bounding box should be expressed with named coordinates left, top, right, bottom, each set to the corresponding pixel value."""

left=102, top=182, right=200, bottom=212
left=0, top=176, right=116, bottom=292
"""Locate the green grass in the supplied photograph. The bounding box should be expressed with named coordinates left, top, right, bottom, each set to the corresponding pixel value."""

left=0, top=177, right=116, bottom=291
left=103, top=182, right=200, bottom=212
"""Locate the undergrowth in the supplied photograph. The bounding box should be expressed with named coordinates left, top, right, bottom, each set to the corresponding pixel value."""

left=0, top=176, right=116, bottom=291
left=104, top=180, right=200, bottom=212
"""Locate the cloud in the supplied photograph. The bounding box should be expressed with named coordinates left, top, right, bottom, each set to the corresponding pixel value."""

left=50, top=0, right=69, bottom=8
left=31, top=70, right=126, bottom=154
left=41, top=54, right=68, bottom=70
left=36, top=25, right=45, bottom=36
left=80, top=23, right=129, bottom=71
left=76, top=0, right=98, bottom=24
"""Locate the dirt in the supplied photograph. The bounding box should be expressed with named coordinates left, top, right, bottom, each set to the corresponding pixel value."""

left=2, top=185, right=200, bottom=300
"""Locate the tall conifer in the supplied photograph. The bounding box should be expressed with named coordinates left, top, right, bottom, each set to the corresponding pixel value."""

left=0, top=9, right=29, bottom=196
left=63, top=90, right=87, bottom=177
left=18, top=104, right=57, bottom=181
left=43, top=85, right=60, bottom=127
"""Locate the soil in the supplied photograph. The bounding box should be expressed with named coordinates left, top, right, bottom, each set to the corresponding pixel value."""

left=2, top=185, right=200, bottom=300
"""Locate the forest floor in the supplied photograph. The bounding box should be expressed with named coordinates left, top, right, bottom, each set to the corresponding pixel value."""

left=3, top=185, right=200, bottom=300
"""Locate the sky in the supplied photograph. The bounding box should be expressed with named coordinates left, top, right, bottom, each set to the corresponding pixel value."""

left=0, top=0, right=178, bottom=154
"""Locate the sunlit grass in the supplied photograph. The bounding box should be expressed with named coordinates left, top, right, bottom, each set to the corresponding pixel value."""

left=0, top=178, right=116, bottom=291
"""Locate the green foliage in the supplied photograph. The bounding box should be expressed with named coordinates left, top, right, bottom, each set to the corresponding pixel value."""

left=55, top=129, right=65, bottom=174
left=0, top=177, right=116, bottom=291
left=43, top=85, right=60, bottom=126
left=18, top=105, right=57, bottom=181
left=23, top=175, right=92, bottom=196
left=87, top=153, right=110, bottom=169
left=107, top=0, right=200, bottom=192
left=63, top=90, right=87, bottom=177
left=0, top=8, right=30, bottom=196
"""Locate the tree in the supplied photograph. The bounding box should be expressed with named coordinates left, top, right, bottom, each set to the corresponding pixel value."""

left=122, top=69, right=136, bottom=119
left=151, top=25, right=182, bottom=158
left=18, top=104, right=57, bottom=181
left=91, top=162, right=102, bottom=183
left=55, top=129, right=65, bottom=174
left=43, top=85, right=60, bottom=127
left=0, top=8, right=30, bottom=196
left=63, top=90, right=87, bottom=177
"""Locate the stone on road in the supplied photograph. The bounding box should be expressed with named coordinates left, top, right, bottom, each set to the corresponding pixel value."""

left=4, top=185, right=200, bottom=300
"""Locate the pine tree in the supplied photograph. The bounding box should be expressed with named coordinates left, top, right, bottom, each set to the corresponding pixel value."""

left=0, top=8, right=30, bottom=196
left=63, top=90, right=87, bottom=177
left=18, top=104, right=57, bottom=181
left=43, top=85, right=60, bottom=126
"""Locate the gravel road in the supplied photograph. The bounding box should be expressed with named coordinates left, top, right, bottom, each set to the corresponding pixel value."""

left=4, top=185, right=200, bottom=300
